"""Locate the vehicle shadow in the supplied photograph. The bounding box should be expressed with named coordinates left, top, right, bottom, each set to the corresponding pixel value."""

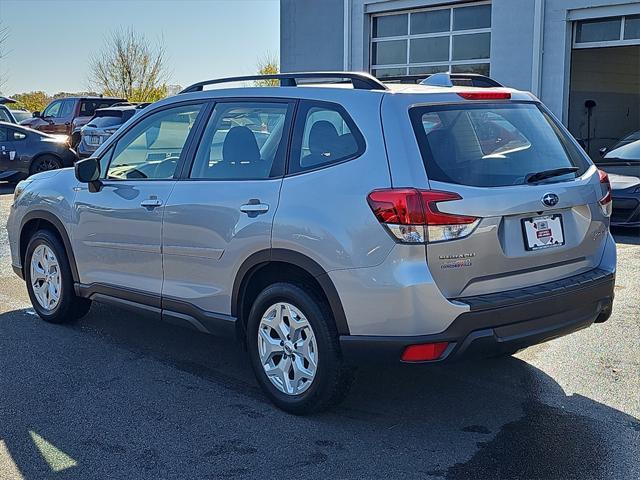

left=612, top=226, right=640, bottom=245
left=0, top=304, right=638, bottom=479
left=0, top=182, right=16, bottom=195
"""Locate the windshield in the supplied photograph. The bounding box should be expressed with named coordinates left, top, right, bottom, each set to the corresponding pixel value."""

left=11, top=111, right=31, bottom=122
left=410, top=102, right=590, bottom=187
left=604, top=138, right=640, bottom=162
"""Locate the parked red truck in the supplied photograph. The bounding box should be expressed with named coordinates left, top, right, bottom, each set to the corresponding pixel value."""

left=20, top=96, right=125, bottom=145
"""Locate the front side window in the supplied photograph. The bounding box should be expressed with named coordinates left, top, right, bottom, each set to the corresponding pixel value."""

left=0, top=127, right=6, bottom=142
left=42, top=100, right=62, bottom=118
left=190, top=102, right=290, bottom=180
left=291, top=103, right=363, bottom=173
left=410, top=103, right=590, bottom=187
left=105, top=103, right=203, bottom=180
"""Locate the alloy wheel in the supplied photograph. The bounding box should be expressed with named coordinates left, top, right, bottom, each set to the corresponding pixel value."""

left=30, top=244, right=61, bottom=311
left=257, top=302, right=318, bottom=395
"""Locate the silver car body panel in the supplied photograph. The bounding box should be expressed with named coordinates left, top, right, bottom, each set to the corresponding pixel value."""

left=72, top=180, right=177, bottom=294
left=162, top=178, right=281, bottom=314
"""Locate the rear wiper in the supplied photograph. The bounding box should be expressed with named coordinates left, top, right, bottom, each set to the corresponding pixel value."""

left=525, top=167, right=579, bottom=184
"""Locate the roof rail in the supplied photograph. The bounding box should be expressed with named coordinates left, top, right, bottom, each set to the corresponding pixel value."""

left=420, top=72, right=504, bottom=88
left=180, top=72, right=388, bottom=93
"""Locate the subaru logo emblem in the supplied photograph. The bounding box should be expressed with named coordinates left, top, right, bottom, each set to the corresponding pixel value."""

left=542, top=193, right=559, bottom=207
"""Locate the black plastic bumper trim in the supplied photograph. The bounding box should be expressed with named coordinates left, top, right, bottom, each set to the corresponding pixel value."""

left=340, top=268, right=615, bottom=364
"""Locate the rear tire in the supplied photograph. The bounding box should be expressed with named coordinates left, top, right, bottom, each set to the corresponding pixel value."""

left=24, top=230, right=91, bottom=324
left=247, top=283, right=353, bottom=414
left=29, top=155, right=62, bottom=176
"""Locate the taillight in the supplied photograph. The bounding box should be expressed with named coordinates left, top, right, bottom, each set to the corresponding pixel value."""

left=367, top=188, right=480, bottom=243
left=598, top=169, right=612, bottom=217
left=457, top=91, right=511, bottom=100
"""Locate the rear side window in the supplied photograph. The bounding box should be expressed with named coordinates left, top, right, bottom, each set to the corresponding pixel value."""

left=290, top=102, right=364, bottom=174
left=410, top=103, right=590, bottom=187
left=59, top=99, right=75, bottom=118
left=190, top=102, right=291, bottom=180
left=0, top=108, right=12, bottom=122
left=80, top=100, right=121, bottom=117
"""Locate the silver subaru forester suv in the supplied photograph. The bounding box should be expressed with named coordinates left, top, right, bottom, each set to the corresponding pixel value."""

left=7, top=72, right=616, bottom=414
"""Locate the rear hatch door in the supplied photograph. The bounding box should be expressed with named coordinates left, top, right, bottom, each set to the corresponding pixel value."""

left=408, top=100, right=610, bottom=298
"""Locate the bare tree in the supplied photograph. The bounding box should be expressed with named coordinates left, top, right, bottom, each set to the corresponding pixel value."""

left=0, top=22, right=9, bottom=92
left=89, top=27, right=170, bottom=102
left=254, top=51, right=279, bottom=87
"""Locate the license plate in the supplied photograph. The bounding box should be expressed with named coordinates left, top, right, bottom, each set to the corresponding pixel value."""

left=521, top=214, right=565, bottom=251
left=87, top=135, right=101, bottom=145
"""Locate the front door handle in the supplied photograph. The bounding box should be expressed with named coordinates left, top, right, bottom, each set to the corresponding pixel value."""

left=141, top=198, right=163, bottom=209
left=240, top=201, right=269, bottom=215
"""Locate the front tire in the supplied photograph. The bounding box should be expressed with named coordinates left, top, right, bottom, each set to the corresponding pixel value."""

left=24, top=230, right=91, bottom=323
left=247, top=283, right=353, bottom=414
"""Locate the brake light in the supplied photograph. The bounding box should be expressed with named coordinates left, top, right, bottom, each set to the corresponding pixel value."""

left=401, top=342, right=449, bottom=362
left=457, top=91, right=511, bottom=100
left=367, top=189, right=480, bottom=243
left=598, top=169, right=612, bottom=217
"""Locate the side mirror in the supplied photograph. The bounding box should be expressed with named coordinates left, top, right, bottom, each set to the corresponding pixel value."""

left=32, top=111, right=41, bottom=118
left=75, top=157, right=102, bottom=192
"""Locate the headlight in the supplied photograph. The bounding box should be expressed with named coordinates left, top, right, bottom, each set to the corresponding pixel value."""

left=13, top=180, right=32, bottom=203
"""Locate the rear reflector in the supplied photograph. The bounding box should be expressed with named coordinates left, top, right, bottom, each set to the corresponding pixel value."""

left=457, top=91, right=511, bottom=100
left=597, top=169, right=612, bottom=217
left=367, top=189, right=480, bottom=243
left=402, top=342, right=449, bottom=362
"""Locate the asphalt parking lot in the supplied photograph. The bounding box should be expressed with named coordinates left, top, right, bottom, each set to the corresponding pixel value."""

left=0, top=182, right=638, bottom=480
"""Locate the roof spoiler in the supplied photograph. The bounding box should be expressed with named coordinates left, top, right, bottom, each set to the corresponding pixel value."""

left=180, top=72, right=388, bottom=93
left=420, top=73, right=504, bottom=88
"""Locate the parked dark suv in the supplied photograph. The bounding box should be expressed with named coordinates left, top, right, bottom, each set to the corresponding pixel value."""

left=20, top=97, right=125, bottom=144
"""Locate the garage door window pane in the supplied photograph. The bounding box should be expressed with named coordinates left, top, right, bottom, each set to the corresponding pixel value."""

left=373, top=67, right=407, bottom=78
left=372, top=40, right=407, bottom=65
left=373, top=14, right=408, bottom=38
left=576, top=18, right=622, bottom=43
left=410, top=37, right=449, bottom=63
left=452, top=33, right=490, bottom=60
left=409, top=65, right=449, bottom=75
left=624, top=15, right=640, bottom=40
left=411, top=10, right=450, bottom=35
left=451, top=63, right=490, bottom=76
left=453, top=5, right=491, bottom=31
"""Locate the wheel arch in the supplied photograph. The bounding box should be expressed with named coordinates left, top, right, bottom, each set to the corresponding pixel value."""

left=19, top=210, right=79, bottom=282
left=232, top=249, right=350, bottom=337
left=30, top=152, right=65, bottom=172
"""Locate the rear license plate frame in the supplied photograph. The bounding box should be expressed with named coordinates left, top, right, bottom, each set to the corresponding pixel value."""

left=521, top=214, right=565, bottom=251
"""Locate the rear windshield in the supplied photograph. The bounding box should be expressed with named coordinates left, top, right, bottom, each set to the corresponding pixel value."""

left=87, top=110, right=132, bottom=128
left=410, top=102, right=590, bottom=187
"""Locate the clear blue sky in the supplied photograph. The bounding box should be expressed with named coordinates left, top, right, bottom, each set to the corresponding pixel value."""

left=0, top=0, right=280, bottom=96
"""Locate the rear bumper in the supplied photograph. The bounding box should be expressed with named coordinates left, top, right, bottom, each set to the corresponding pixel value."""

left=340, top=268, right=615, bottom=363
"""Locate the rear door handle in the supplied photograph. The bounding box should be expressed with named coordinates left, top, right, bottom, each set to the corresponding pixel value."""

left=141, top=198, right=163, bottom=209
left=240, top=202, right=269, bottom=215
